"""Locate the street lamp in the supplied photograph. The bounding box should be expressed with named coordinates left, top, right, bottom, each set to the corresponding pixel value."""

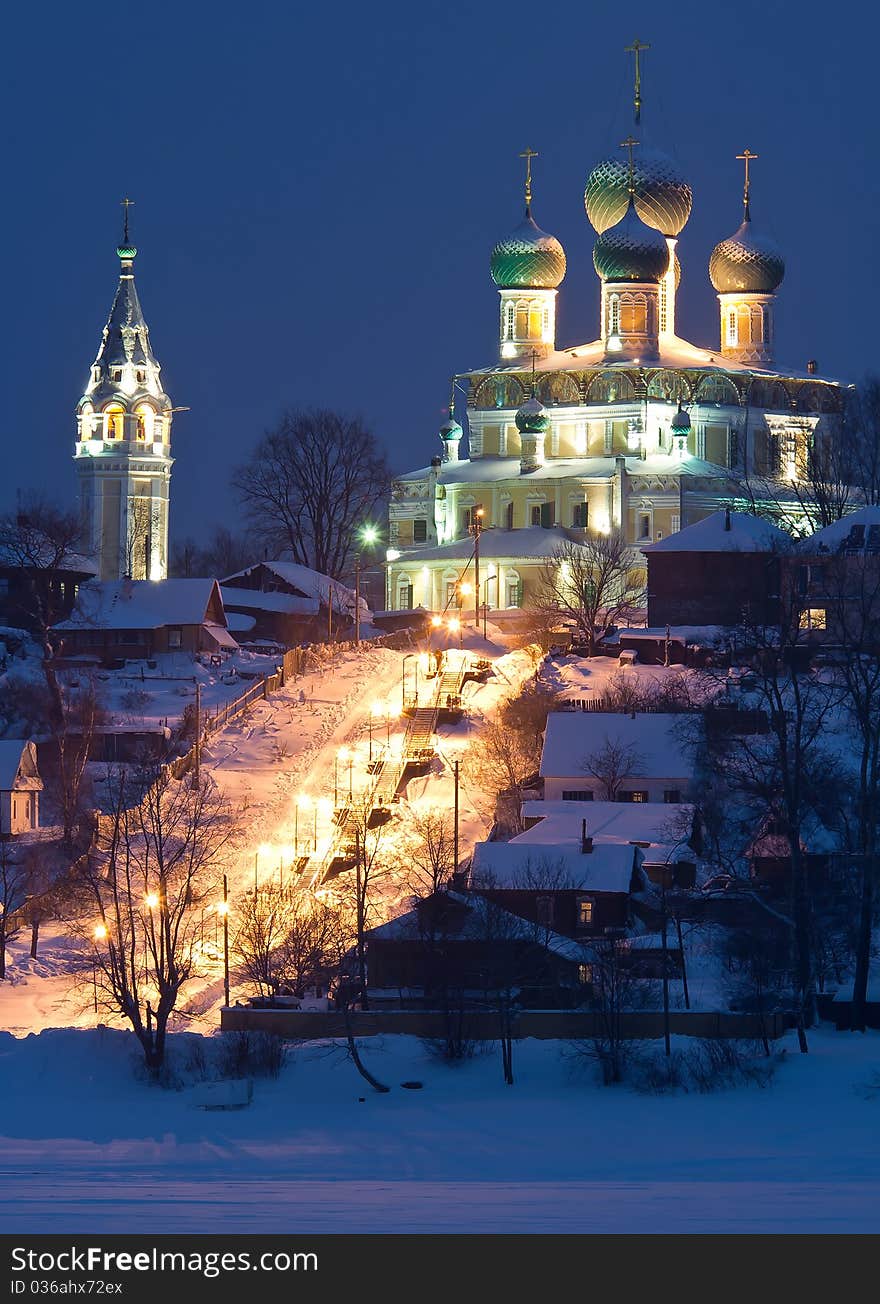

left=469, top=507, right=484, bottom=627
left=353, top=525, right=379, bottom=647
left=448, top=615, right=462, bottom=648
left=218, top=878, right=230, bottom=1008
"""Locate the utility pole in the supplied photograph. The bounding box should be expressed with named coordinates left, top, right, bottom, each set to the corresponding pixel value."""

left=222, top=873, right=230, bottom=1009
left=354, top=554, right=361, bottom=646
left=328, top=585, right=333, bottom=643
left=470, top=509, right=483, bottom=627
left=453, top=759, right=460, bottom=877
left=193, top=679, right=201, bottom=784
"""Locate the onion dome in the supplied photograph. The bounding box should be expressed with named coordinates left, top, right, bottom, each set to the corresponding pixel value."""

left=116, top=244, right=137, bottom=260
left=709, top=216, right=784, bottom=294
left=670, top=405, right=691, bottom=436
left=439, top=413, right=462, bottom=441
left=585, top=147, right=692, bottom=237
left=515, top=395, right=550, bottom=434
left=490, top=211, right=566, bottom=289
left=593, top=198, right=670, bottom=283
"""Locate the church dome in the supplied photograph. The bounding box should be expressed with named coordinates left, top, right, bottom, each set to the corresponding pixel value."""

left=491, top=212, right=566, bottom=289
left=709, top=218, right=784, bottom=294
left=593, top=199, right=670, bottom=283
left=585, top=147, right=692, bottom=237
left=116, top=245, right=137, bottom=260
left=515, top=395, right=550, bottom=434
left=439, top=414, right=462, bottom=440
left=670, top=405, right=691, bottom=435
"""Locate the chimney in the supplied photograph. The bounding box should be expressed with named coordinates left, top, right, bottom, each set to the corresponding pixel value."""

left=724, top=506, right=731, bottom=531
left=807, top=359, right=817, bottom=375
left=581, top=818, right=593, bottom=854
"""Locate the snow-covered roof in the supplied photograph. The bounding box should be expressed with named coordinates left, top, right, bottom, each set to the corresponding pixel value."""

left=397, top=453, right=735, bottom=488
left=521, top=799, right=694, bottom=848
left=0, top=740, right=41, bottom=791
left=462, top=332, right=840, bottom=384
left=471, top=839, right=638, bottom=893
left=367, top=890, right=593, bottom=964
left=220, top=586, right=319, bottom=616
left=800, top=507, right=880, bottom=554
left=53, top=579, right=225, bottom=632
left=224, top=611, right=257, bottom=634
left=539, top=712, right=696, bottom=780
left=643, top=510, right=793, bottom=554
left=393, top=526, right=577, bottom=564
left=221, top=561, right=369, bottom=617
left=0, top=535, right=98, bottom=575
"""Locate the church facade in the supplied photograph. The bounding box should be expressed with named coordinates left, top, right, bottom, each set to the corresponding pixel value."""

left=385, top=63, right=842, bottom=619
left=74, top=213, right=175, bottom=582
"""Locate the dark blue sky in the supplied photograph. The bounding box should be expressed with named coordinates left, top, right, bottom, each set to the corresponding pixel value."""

left=0, top=0, right=873, bottom=545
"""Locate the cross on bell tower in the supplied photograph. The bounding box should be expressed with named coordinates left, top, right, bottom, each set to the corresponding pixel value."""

left=625, top=38, right=650, bottom=124
left=736, top=149, right=758, bottom=219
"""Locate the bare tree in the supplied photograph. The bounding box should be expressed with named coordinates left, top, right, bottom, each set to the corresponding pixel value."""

left=233, top=409, right=391, bottom=579
left=0, top=841, right=32, bottom=979
left=76, top=768, right=235, bottom=1073
left=531, top=534, right=646, bottom=656
left=169, top=527, right=252, bottom=580
left=405, top=809, right=457, bottom=899
left=583, top=736, right=645, bottom=802
left=233, top=884, right=341, bottom=997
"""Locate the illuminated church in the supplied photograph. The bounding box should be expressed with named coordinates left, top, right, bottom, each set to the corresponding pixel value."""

left=74, top=202, right=174, bottom=582
left=385, top=44, right=842, bottom=617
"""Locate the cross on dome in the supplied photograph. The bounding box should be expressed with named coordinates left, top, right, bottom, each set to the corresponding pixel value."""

left=624, top=38, right=650, bottom=124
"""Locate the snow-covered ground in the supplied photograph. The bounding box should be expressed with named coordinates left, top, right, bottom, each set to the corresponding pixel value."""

left=2, top=1025, right=880, bottom=1233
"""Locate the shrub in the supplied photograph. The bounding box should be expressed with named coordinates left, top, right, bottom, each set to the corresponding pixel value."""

left=217, top=1030, right=287, bottom=1079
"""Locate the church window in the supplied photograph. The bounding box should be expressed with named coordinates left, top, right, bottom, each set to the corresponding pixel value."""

left=727, top=310, right=737, bottom=346
left=528, top=306, right=542, bottom=338
left=135, top=404, right=154, bottom=441
left=398, top=580, right=414, bottom=610
left=638, top=513, right=651, bottom=540
left=572, top=502, right=588, bottom=528
left=542, top=306, right=550, bottom=339
left=504, top=302, right=515, bottom=339
left=136, top=370, right=146, bottom=383
left=609, top=295, right=621, bottom=336
left=413, top=519, right=427, bottom=543
left=515, top=306, right=528, bottom=337
left=620, top=299, right=647, bottom=334
left=737, top=305, right=753, bottom=344
left=505, top=501, right=514, bottom=530
left=104, top=404, right=125, bottom=440
left=112, top=369, right=123, bottom=383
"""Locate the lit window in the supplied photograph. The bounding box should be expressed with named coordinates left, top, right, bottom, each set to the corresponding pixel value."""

left=104, top=404, right=125, bottom=440
left=609, top=295, right=620, bottom=335
left=727, top=309, right=737, bottom=346
left=577, top=897, right=594, bottom=928
left=799, top=608, right=826, bottom=631
left=620, top=791, right=649, bottom=803
left=505, top=302, right=515, bottom=339
left=578, top=964, right=593, bottom=985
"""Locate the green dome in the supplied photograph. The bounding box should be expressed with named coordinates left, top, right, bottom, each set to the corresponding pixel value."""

left=515, top=395, right=550, bottom=434
left=116, top=245, right=138, bottom=260
left=585, top=147, right=692, bottom=237
left=670, top=405, right=691, bottom=435
left=440, top=415, right=462, bottom=440
left=491, top=211, right=566, bottom=289
left=709, top=217, right=784, bottom=294
left=593, top=199, right=669, bottom=283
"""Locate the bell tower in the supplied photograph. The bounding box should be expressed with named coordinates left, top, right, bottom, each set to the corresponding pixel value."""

left=74, top=201, right=175, bottom=581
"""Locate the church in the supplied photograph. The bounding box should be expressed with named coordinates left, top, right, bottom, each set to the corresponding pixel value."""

left=74, top=201, right=174, bottom=583
left=384, top=46, right=842, bottom=620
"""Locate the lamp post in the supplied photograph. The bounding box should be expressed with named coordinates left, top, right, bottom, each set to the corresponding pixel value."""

left=480, top=572, right=496, bottom=640
left=469, top=508, right=484, bottom=627
left=448, top=615, right=462, bottom=649
left=219, top=876, right=230, bottom=1008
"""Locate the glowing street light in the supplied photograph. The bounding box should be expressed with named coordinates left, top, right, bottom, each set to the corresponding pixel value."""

left=218, top=876, right=230, bottom=1008
left=145, top=892, right=159, bottom=910
left=94, top=923, right=108, bottom=941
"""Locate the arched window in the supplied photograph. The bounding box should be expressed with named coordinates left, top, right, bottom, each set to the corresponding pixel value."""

left=609, top=294, right=621, bottom=335
left=135, top=403, right=154, bottom=441
left=727, top=309, right=737, bottom=346
left=104, top=404, right=125, bottom=440
left=504, top=302, right=515, bottom=340
left=620, top=294, right=647, bottom=335
left=736, top=305, right=752, bottom=344
left=79, top=403, right=94, bottom=440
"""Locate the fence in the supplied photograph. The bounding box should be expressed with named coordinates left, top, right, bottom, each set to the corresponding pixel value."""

left=220, top=1006, right=790, bottom=1042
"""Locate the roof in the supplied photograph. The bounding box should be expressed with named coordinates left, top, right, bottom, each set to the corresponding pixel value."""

left=53, top=579, right=225, bottom=632
left=221, top=561, right=369, bottom=617
left=367, top=890, right=593, bottom=965
left=393, top=526, right=579, bottom=565
left=83, top=255, right=170, bottom=408
left=0, top=740, right=41, bottom=791
left=643, top=510, right=793, bottom=554
left=460, top=332, right=840, bottom=385
left=540, top=712, right=696, bottom=780
left=220, top=586, right=319, bottom=616
left=471, top=839, right=638, bottom=893
left=801, top=507, right=880, bottom=554
left=396, top=453, right=734, bottom=487
left=521, top=799, right=695, bottom=847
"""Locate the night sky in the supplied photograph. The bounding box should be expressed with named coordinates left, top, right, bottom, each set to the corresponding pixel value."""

left=0, top=0, right=874, bottom=546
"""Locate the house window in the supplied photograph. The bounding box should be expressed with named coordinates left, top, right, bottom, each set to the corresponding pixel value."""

left=663, top=789, right=681, bottom=804
left=577, top=897, right=594, bottom=928
left=167, top=627, right=183, bottom=649
left=620, top=790, right=649, bottom=803
left=562, top=789, right=593, bottom=801
left=413, top=519, right=427, bottom=543
left=536, top=895, right=553, bottom=927
left=638, top=513, right=651, bottom=540
left=799, top=607, right=826, bottom=631
left=578, top=963, right=593, bottom=985
left=572, top=502, right=589, bottom=528
left=505, top=501, right=514, bottom=530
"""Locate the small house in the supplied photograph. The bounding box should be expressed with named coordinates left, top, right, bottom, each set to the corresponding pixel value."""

left=221, top=561, right=368, bottom=648
left=52, top=578, right=238, bottom=662
left=539, top=711, right=697, bottom=804
left=0, top=740, right=43, bottom=835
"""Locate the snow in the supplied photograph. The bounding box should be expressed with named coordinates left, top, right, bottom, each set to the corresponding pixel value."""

left=802, top=505, right=880, bottom=552
left=220, top=585, right=319, bottom=616
left=472, top=837, right=637, bottom=892
left=540, top=712, right=696, bottom=782
left=1, top=1025, right=880, bottom=1232
left=54, top=578, right=225, bottom=631
left=644, top=509, right=793, bottom=553
left=222, top=560, right=367, bottom=617
left=520, top=799, right=693, bottom=845
left=0, top=738, right=40, bottom=791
